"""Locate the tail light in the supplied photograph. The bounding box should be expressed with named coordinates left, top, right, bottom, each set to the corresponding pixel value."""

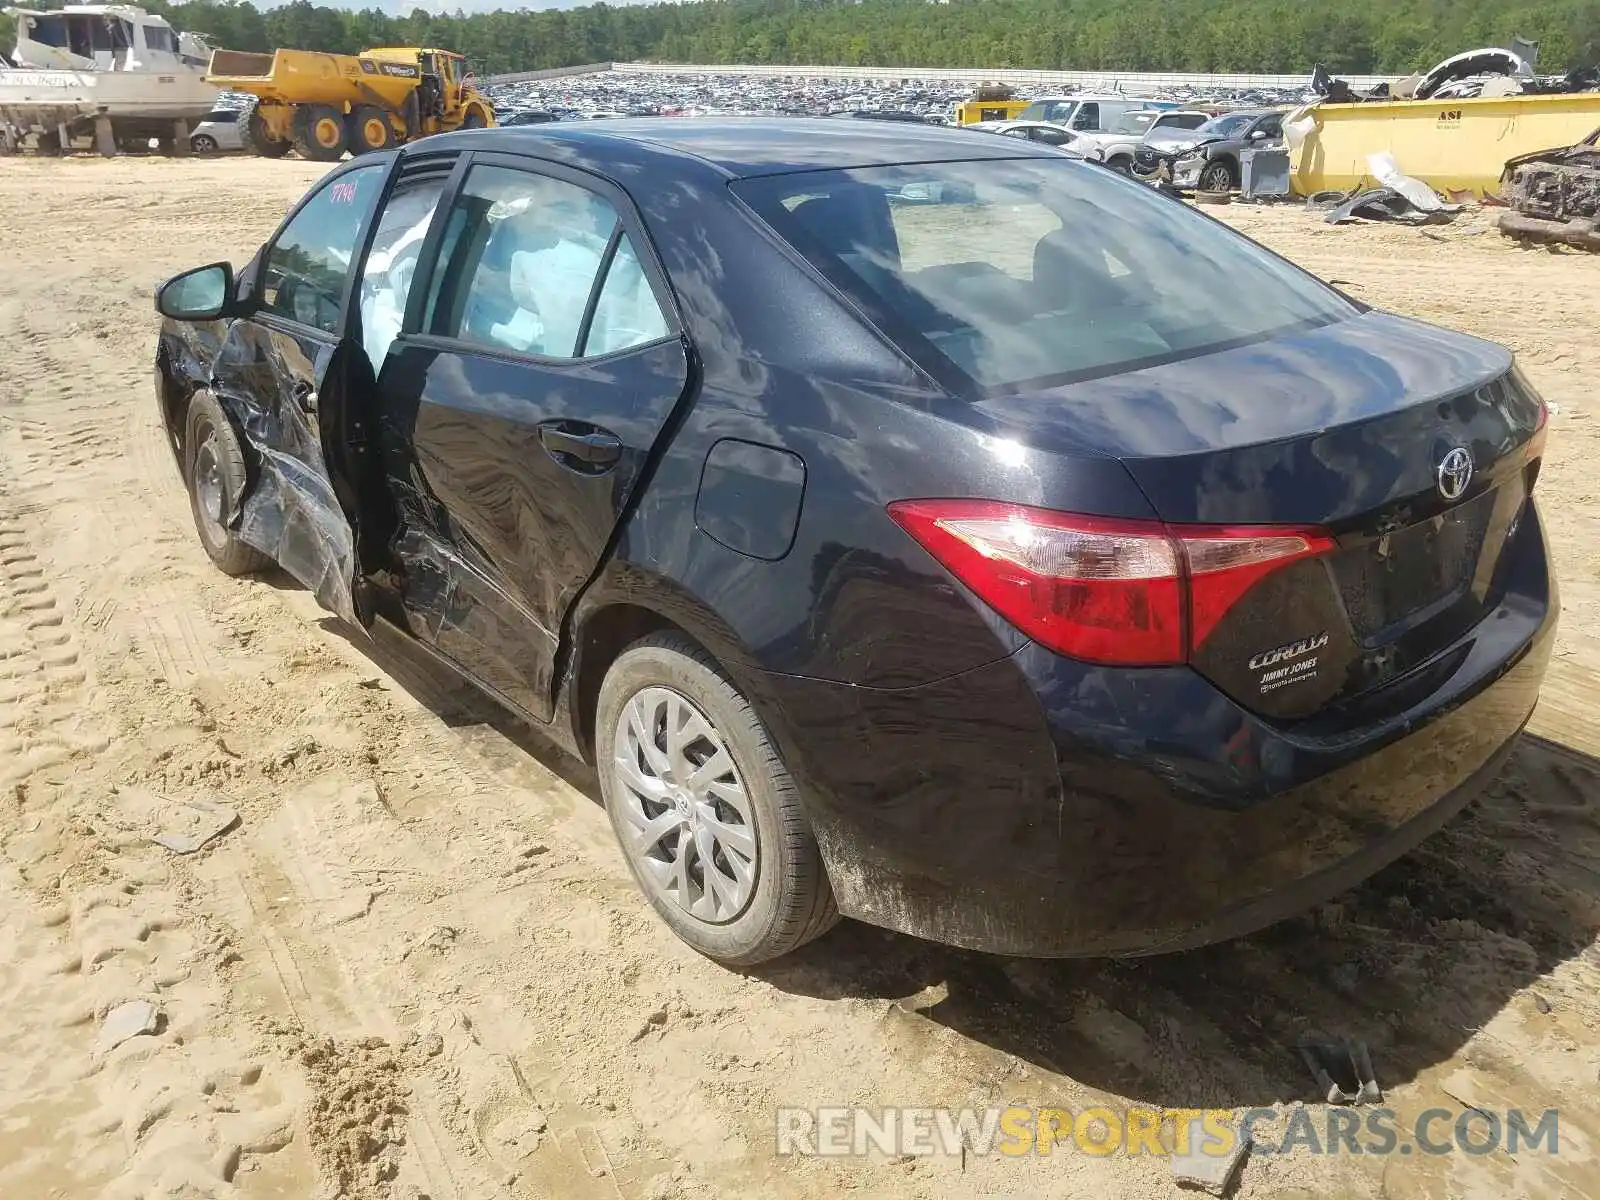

left=888, top=500, right=1333, bottom=666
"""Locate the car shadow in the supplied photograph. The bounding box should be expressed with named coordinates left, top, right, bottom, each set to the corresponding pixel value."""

left=298, top=606, right=1599, bottom=1110
left=752, top=732, right=1600, bottom=1110
left=312, top=614, right=603, bottom=803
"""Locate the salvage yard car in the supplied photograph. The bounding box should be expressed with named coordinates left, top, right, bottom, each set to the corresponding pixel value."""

left=1152, top=106, right=1286, bottom=191
left=152, top=118, right=1556, bottom=967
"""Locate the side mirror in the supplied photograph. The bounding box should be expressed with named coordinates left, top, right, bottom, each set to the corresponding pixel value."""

left=155, top=262, right=234, bottom=321
left=1250, top=129, right=1268, bottom=140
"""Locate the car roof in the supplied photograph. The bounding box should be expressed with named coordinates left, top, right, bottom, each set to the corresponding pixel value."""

left=416, top=116, right=1063, bottom=179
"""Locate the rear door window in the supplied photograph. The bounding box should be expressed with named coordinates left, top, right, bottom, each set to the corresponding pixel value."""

left=583, top=233, right=670, bottom=356
left=258, top=163, right=386, bottom=334
left=421, top=164, right=670, bottom=361
left=1071, top=102, right=1100, bottom=130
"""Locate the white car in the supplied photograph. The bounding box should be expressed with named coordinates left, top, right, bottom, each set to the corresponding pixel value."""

left=1069, top=109, right=1211, bottom=174
left=967, top=120, right=1094, bottom=156
left=188, top=107, right=244, bottom=154
left=1010, top=94, right=1159, bottom=133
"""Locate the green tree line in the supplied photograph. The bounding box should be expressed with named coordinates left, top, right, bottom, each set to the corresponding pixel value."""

left=4, top=0, right=1598, bottom=80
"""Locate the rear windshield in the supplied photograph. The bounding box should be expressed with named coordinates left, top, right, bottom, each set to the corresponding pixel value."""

left=733, top=158, right=1355, bottom=392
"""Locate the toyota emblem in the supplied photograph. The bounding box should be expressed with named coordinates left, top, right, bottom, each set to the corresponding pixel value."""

left=1437, top=446, right=1473, bottom=501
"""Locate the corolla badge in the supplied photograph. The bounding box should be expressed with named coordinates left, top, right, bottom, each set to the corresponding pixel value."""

left=1248, top=632, right=1330, bottom=671
left=1436, top=446, right=1474, bottom=501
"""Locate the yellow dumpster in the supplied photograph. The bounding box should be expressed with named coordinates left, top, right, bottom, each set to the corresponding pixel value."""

left=1288, top=91, right=1600, bottom=198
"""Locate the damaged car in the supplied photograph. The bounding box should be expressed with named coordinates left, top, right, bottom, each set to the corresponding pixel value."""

left=1157, top=107, right=1285, bottom=191
left=154, top=119, right=1556, bottom=965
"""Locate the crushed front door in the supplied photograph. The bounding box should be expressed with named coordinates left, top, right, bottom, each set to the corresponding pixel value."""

left=205, top=158, right=392, bottom=626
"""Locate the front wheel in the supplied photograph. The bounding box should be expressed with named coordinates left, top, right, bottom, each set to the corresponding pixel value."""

left=191, top=133, right=219, bottom=154
left=596, top=634, right=839, bottom=966
left=183, top=392, right=271, bottom=576
left=1199, top=160, right=1237, bottom=192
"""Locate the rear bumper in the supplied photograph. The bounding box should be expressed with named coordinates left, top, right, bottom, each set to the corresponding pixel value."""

left=765, top=515, right=1557, bottom=957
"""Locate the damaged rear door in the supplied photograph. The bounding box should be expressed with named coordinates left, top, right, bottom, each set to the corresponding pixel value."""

left=207, top=157, right=391, bottom=625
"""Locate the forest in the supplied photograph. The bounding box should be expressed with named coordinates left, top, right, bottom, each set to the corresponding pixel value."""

left=3, top=0, right=1598, bottom=80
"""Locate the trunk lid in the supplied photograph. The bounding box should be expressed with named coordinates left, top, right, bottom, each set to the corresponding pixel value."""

left=974, top=312, right=1548, bottom=718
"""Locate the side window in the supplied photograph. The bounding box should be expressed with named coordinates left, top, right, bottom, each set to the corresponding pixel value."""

left=259, top=163, right=385, bottom=334
left=426, top=165, right=616, bottom=358
left=357, top=171, right=448, bottom=373
left=1071, top=102, right=1099, bottom=131
left=1046, top=101, right=1075, bottom=123
left=1255, top=115, right=1284, bottom=139
left=584, top=232, right=669, bottom=357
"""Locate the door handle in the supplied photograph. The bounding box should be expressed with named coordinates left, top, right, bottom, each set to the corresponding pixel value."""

left=538, top=424, right=622, bottom=468
left=292, top=380, right=318, bottom=414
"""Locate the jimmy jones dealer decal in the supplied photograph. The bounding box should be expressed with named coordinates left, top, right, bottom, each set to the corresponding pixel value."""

left=1250, top=632, right=1330, bottom=694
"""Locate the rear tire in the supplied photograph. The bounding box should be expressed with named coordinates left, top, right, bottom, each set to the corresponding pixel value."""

left=596, top=633, right=839, bottom=966
left=183, top=393, right=271, bottom=577
left=292, top=104, right=347, bottom=162
left=237, top=103, right=291, bottom=158
left=347, top=105, right=395, bottom=155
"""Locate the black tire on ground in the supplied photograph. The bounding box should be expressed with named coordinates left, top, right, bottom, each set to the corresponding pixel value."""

left=1107, top=155, right=1133, bottom=175
left=1199, top=159, right=1238, bottom=192
left=346, top=104, right=395, bottom=154
left=292, top=104, right=347, bottom=162
left=596, top=633, right=840, bottom=966
left=183, top=392, right=272, bottom=576
left=191, top=133, right=219, bottom=154
left=237, top=104, right=291, bottom=158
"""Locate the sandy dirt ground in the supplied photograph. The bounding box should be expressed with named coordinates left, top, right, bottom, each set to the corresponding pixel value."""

left=1, top=155, right=1599, bottom=1200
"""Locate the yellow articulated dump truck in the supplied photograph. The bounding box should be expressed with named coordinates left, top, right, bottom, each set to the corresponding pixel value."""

left=205, top=46, right=495, bottom=160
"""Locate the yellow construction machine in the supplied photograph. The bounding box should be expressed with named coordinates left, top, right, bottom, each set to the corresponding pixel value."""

left=205, top=45, right=495, bottom=160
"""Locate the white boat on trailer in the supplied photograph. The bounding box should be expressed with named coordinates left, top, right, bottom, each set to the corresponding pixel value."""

left=0, top=4, right=218, bottom=155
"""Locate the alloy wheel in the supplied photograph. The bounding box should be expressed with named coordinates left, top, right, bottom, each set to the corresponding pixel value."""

left=1200, top=162, right=1234, bottom=192
left=612, top=686, right=758, bottom=924
left=191, top=428, right=227, bottom=543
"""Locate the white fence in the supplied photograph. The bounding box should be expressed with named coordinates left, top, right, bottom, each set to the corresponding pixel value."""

left=486, top=62, right=615, bottom=85
left=488, top=60, right=1387, bottom=91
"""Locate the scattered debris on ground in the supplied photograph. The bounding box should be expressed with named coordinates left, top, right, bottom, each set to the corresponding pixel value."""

left=1498, top=126, right=1600, bottom=252
left=96, top=999, right=160, bottom=1055
left=1171, top=1112, right=1249, bottom=1195
left=150, top=794, right=240, bottom=854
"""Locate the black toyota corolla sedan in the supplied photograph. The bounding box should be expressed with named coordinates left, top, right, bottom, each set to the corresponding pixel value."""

left=152, top=119, right=1556, bottom=966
